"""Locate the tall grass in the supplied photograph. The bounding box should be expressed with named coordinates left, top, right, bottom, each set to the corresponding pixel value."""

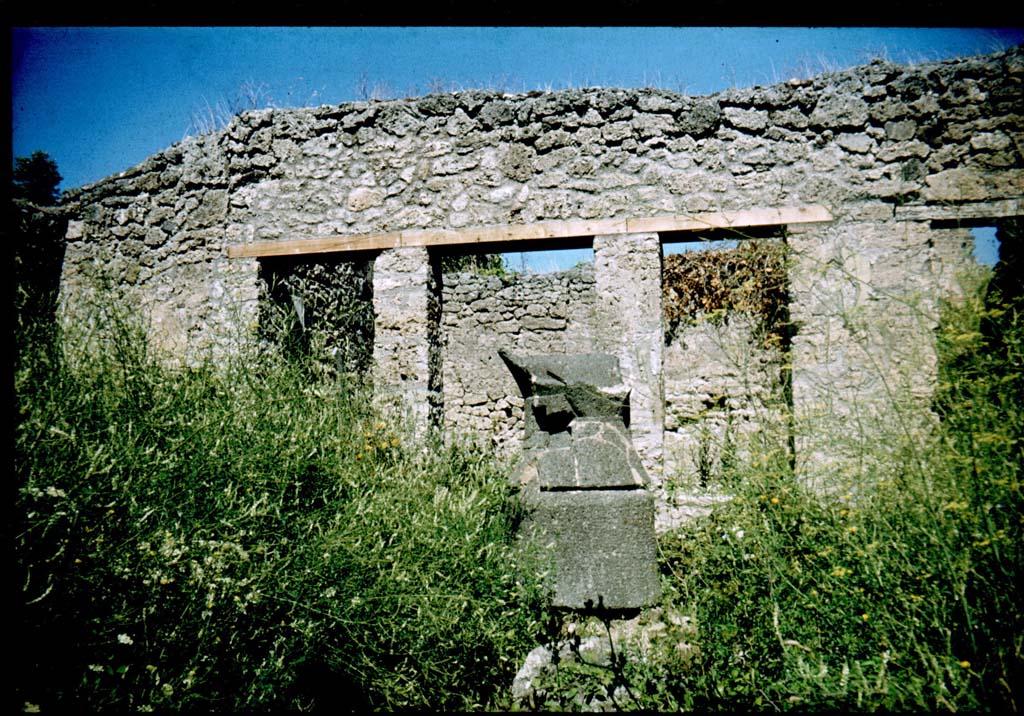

left=13, top=299, right=549, bottom=711
left=15, top=264, right=1021, bottom=711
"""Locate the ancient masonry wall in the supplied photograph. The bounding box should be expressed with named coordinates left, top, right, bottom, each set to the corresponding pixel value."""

left=662, top=312, right=789, bottom=523
left=59, top=47, right=1024, bottom=518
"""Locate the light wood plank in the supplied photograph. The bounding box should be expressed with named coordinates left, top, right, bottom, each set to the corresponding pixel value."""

left=895, top=199, right=1023, bottom=222
left=623, top=205, right=834, bottom=234
left=226, top=205, right=832, bottom=258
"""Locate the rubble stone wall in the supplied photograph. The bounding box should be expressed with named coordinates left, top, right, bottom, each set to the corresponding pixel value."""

left=59, top=46, right=1024, bottom=513
left=440, top=264, right=598, bottom=452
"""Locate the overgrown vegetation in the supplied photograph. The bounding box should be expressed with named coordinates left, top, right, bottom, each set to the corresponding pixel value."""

left=13, top=297, right=551, bottom=711
left=258, top=255, right=376, bottom=377
left=439, top=251, right=508, bottom=276
left=663, top=237, right=790, bottom=348
left=536, top=263, right=1022, bottom=712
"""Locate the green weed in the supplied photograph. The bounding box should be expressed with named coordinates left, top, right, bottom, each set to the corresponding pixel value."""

left=14, top=299, right=548, bottom=711
left=651, top=274, right=1023, bottom=712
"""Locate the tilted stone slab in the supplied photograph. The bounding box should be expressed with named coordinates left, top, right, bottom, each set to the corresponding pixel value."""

left=499, top=349, right=631, bottom=439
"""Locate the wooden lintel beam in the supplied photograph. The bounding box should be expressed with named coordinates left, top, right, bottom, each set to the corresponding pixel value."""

left=894, top=198, right=1023, bottom=222
left=226, top=204, right=833, bottom=258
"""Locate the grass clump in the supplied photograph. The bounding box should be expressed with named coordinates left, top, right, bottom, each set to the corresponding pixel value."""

left=648, top=276, right=1023, bottom=712
left=13, top=300, right=548, bottom=711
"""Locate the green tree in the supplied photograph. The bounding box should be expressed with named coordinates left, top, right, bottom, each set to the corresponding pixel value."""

left=13, top=150, right=62, bottom=206
left=12, top=151, right=67, bottom=327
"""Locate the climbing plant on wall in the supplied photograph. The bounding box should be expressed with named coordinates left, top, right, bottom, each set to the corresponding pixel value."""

left=662, top=237, right=790, bottom=348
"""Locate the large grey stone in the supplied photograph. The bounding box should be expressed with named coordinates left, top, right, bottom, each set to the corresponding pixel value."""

left=523, top=489, right=660, bottom=610
left=499, top=350, right=631, bottom=438
left=528, top=418, right=648, bottom=490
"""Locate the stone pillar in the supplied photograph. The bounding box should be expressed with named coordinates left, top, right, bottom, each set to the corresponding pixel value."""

left=372, top=247, right=441, bottom=436
left=787, top=220, right=964, bottom=493
left=593, top=233, right=665, bottom=480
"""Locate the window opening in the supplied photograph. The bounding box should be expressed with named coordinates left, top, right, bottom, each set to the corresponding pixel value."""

left=660, top=229, right=794, bottom=489
left=501, top=247, right=594, bottom=275
left=971, top=226, right=999, bottom=267
left=257, top=254, right=374, bottom=377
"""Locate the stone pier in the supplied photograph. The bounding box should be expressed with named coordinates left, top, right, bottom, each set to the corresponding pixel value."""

left=371, top=247, right=441, bottom=435
left=787, top=219, right=976, bottom=493
left=593, top=232, right=665, bottom=483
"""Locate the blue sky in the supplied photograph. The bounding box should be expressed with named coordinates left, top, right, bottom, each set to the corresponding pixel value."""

left=11, top=26, right=1021, bottom=268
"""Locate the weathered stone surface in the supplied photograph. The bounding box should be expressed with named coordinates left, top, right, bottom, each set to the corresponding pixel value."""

left=500, top=349, right=631, bottom=439
left=372, top=247, right=440, bottom=435
left=923, top=167, right=1024, bottom=202
left=810, top=94, right=869, bottom=128
left=676, top=99, right=721, bottom=136
left=569, top=418, right=648, bottom=489
left=443, top=267, right=598, bottom=453
left=523, top=489, right=659, bottom=610
left=503, top=350, right=658, bottom=609
left=594, top=233, right=664, bottom=479
left=500, top=143, right=536, bottom=182
left=885, top=119, right=918, bottom=140
left=723, top=106, right=769, bottom=131
left=528, top=418, right=648, bottom=490
left=346, top=186, right=385, bottom=211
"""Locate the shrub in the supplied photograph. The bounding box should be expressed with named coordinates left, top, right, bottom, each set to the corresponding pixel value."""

left=662, top=237, right=790, bottom=349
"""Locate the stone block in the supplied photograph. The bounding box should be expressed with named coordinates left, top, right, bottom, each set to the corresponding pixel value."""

left=531, top=418, right=648, bottom=490
left=523, top=489, right=660, bottom=610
